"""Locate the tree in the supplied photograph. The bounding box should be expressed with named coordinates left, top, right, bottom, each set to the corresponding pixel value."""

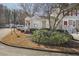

left=19, top=3, right=39, bottom=17
left=5, top=8, right=11, bottom=25
left=0, top=4, right=11, bottom=26
left=12, top=9, right=17, bottom=32
left=18, top=3, right=79, bottom=31
left=37, top=3, right=56, bottom=30
left=19, top=3, right=56, bottom=30
left=0, top=4, right=5, bottom=25
left=19, top=3, right=39, bottom=31
left=35, top=3, right=79, bottom=31
left=16, top=10, right=26, bottom=25
left=52, top=4, right=79, bottom=31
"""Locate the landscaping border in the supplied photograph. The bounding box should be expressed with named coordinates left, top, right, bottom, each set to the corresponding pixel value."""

left=0, top=41, right=79, bottom=55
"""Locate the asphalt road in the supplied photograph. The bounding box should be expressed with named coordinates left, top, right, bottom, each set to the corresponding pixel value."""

left=0, top=28, right=78, bottom=56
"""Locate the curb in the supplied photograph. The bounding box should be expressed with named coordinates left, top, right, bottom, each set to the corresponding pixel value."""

left=0, top=41, right=79, bottom=55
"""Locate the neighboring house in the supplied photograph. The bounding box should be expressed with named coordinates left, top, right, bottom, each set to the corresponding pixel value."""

left=25, top=15, right=49, bottom=29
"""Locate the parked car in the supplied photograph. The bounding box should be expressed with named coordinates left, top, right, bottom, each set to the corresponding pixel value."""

left=16, top=25, right=23, bottom=30
left=9, top=24, right=15, bottom=28
left=16, top=25, right=28, bottom=32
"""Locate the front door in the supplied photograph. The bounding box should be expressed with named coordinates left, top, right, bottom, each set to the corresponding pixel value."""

left=42, top=21, right=46, bottom=28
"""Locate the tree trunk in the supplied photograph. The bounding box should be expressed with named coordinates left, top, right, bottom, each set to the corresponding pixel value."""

left=28, top=23, right=30, bottom=32
left=48, top=13, right=52, bottom=30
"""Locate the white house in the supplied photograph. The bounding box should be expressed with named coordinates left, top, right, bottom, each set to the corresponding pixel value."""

left=25, top=15, right=49, bottom=29
left=62, top=16, right=79, bottom=33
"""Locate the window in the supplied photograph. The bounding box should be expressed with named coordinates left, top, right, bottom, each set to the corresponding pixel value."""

left=69, top=20, right=73, bottom=25
left=73, top=21, right=75, bottom=27
left=64, top=21, right=67, bottom=25
left=42, top=21, right=46, bottom=28
left=34, top=24, right=38, bottom=28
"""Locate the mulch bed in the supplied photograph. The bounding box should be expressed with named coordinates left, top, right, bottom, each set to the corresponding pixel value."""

left=1, top=30, right=79, bottom=55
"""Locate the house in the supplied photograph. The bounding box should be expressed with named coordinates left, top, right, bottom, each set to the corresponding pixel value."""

left=25, top=15, right=49, bottom=29
left=62, top=16, right=79, bottom=33
left=50, top=8, right=79, bottom=33
left=61, top=9, right=79, bottom=33
left=25, top=8, right=79, bottom=33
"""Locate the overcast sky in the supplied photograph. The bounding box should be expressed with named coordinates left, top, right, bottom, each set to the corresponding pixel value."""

left=2, top=3, right=21, bottom=10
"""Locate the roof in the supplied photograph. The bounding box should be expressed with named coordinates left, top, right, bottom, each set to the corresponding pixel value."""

left=25, top=17, right=31, bottom=21
left=32, top=15, right=41, bottom=20
left=63, top=16, right=79, bottom=21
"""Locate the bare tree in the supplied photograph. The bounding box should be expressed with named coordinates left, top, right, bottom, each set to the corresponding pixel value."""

left=35, top=3, right=79, bottom=31
left=40, top=3, right=56, bottom=30
left=5, top=8, right=11, bottom=25
left=19, top=3, right=39, bottom=17
left=0, top=4, right=5, bottom=26
left=19, top=3, right=39, bottom=32
left=19, top=3, right=79, bottom=31
left=0, top=4, right=11, bottom=27
left=52, top=4, right=79, bottom=31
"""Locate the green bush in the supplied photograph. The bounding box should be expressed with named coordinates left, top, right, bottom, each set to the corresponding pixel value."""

left=30, top=28, right=38, bottom=33
left=49, top=31, right=73, bottom=45
left=32, top=30, right=73, bottom=45
left=32, top=30, right=49, bottom=44
left=40, top=28, right=50, bottom=31
left=56, top=29, right=69, bottom=34
left=30, top=28, right=50, bottom=33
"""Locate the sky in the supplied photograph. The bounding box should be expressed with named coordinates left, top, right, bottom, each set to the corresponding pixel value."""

left=2, top=3, right=21, bottom=10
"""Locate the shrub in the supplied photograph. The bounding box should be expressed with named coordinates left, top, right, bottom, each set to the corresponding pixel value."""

left=32, top=30, right=73, bottom=45
left=50, top=31, right=73, bottom=45
left=30, top=28, right=38, bottom=33
left=30, top=28, right=50, bottom=33
left=32, top=30, right=49, bottom=44
left=55, top=29, right=69, bottom=34
left=40, top=28, right=50, bottom=31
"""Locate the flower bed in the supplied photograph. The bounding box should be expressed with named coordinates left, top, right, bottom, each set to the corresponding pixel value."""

left=1, top=30, right=79, bottom=55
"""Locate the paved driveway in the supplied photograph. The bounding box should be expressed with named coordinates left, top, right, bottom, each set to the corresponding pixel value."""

left=0, top=43, right=77, bottom=56
left=0, top=28, right=11, bottom=40
left=71, top=33, right=79, bottom=40
left=0, top=28, right=77, bottom=56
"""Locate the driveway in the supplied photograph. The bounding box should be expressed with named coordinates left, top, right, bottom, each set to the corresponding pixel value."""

left=71, top=33, right=79, bottom=40
left=0, top=43, right=77, bottom=56
left=0, top=28, right=11, bottom=40
left=0, top=28, right=77, bottom=56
